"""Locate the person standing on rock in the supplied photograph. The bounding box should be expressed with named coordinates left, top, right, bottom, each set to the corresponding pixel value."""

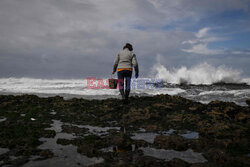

left=112, top=43, right=139, bottom=103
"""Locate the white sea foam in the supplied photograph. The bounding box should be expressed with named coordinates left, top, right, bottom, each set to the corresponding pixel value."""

left=242, top=78, right=250, bottom=85
left=199, top=89, right=250, bottom=96
left=0, top=77, right=184, bottom=98
left=0, top=76, right=249, bottom=105
left=151, top=62, right=249, bottom=85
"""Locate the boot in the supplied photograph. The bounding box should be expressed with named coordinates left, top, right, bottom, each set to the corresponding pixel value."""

left=124, top=90, right=130, bottom=104
left=125, top=90, right=130, bottom=100
left=119, top=89, right=125, bottom=99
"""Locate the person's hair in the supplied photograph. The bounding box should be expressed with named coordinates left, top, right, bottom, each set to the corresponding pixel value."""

left=123, top=43, right=133, bottom=51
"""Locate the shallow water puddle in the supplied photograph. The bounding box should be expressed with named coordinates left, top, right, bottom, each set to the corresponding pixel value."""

left=65, top=123, right=120, bottom=136
left=131, top=129, right=199, bottom=143
left=0, top=117, right=6, bottom=122
left=46, top=120, right=64, bottom=133
left=131, top=129, right=174, bottom=144
left=23, top=120, right=104, bottom=167
left=140, top=147, right=207, bottom=163
left=0, top=147, right=9, bottom=155
left=107, top=120, right=118, bottom=126
left=100, top=144, right=136, bottom=153
left=9, top=155, right=22, bottom=160
left=23, top=145, right=104, bottom=167
left=179, top=130, right=199, bottom=139
left=131, top=132, right=159, bottom=144
left=50, top=109, right=56, bottom=115
left=100, top=146, right=115, bottom=153
left=0, top=148, right=8, bottom=165
left=20, top=114, right=26, bottom=117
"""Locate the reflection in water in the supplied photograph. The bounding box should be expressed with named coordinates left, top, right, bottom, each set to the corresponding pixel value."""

left=65, top=123, right=120, bottom=136
left=131, top=133, right=158, bottom=144
left=140, top=147, right=207, bottom=163
left=131, top=129, right=175, bottom=144
left=131, top=129, right=198, bottom=144
left=23, top=120, right=104, bottom=167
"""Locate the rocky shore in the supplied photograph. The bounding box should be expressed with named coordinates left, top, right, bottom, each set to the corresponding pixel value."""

left=0, top=94, right=249, bottom=166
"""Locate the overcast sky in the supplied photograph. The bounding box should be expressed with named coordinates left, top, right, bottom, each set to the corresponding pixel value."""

left=0, top=0, right=250, bottom=79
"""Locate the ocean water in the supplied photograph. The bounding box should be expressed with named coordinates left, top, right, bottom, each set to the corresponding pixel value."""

left=0, top=77, right=249, bottom=106
left=0, top=77, right=186, bottom=99
left=0, top=63, right=250, bottom=106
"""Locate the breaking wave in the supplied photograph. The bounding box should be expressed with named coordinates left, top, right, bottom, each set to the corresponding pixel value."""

left=0, top=77, right=185, bottom=98
left=152, top=62, right=250, bottom=85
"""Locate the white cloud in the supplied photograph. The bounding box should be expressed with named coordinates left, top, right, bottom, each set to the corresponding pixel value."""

left=196, top=27, right=210, bottom=38
left=182, top=27, right=225, bottom=55
left=231, top=50, right=250, bottom=55
left=183, top=43, right=224, bottom=55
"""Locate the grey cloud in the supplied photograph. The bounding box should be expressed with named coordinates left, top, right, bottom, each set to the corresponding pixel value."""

left=0, top=0, right=249, bottom=78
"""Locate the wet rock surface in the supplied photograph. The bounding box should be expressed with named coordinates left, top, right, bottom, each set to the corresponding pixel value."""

left=0, top=94, right=249, bottom=166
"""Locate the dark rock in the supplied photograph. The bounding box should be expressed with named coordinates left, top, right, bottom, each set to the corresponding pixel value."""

left=110, top=133, right=133, bottom=152
left=154, top=135, right=189, bottom=151
left=246, top=99, right=250, bottom=106
left=39, top=149, right=54, bottom=159
left=134, top=156, right=164, bottom=167
left=165, top=158, right=191, bottom=167
left=57, top=139, right=72, bottom=146
left=0, top=94, right=249, bottom=166
left=61, top=125, right=88, bottom=135
left=10, top=157, right=29, bottom=166
left=204, top=148, right=229, bottom=165
left=77, top=144, right=97, bottom=157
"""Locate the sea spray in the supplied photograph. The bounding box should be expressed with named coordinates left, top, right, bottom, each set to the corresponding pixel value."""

left=151, top=62, right=244, bottom=85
